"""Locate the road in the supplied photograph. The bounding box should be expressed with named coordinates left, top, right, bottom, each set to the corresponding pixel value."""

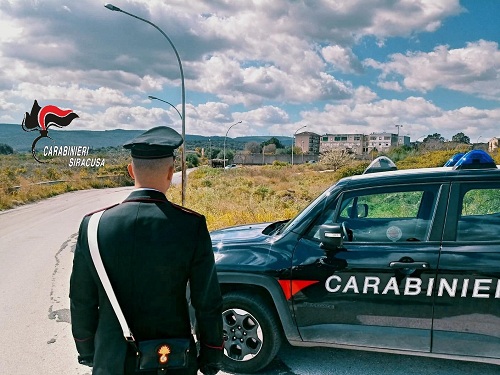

left=0, top=180, right=498, bottom=374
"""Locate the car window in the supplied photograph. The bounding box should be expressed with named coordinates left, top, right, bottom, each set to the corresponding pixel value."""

left=456, top=187, right=500, bottom=242
left=307, top=184, right=440, bottom=243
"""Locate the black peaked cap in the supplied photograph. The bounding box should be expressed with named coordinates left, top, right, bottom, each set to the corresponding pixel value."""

left=123, top=126, right=183, bottom=159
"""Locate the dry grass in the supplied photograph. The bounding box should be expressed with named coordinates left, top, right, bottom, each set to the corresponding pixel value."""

left=166, top=164, right=337, bottom=231
left=0, top=151, right=133, bottom=210
left=3, top=148, right=499, bottom=230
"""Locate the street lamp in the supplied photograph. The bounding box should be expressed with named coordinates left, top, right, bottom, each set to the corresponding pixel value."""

left=291, top=125, right=306, bottom=165
left=105, top=4, right=187, bottom=206
left=148, top=95, right=182, bottom=120
left=301, top=140, right=304, bottom=163
left=208, top=138, right=212, bottom=167
left=223, top=121, right=242, bottom=169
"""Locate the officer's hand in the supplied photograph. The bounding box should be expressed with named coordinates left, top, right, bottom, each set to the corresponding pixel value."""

left=78, top=355, right=93, bottom=367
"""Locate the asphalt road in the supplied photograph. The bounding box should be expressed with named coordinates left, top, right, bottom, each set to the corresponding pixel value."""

left=0, top=179, right=498, bottom=374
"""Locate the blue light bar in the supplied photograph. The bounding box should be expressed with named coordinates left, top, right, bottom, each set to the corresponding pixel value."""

left=444, top=152, right=465, bottom=167
left=453, top=150, right=497, bottom=170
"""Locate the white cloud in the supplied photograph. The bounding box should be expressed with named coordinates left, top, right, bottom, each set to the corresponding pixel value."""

left=322, top=45, right=364, bottom=74
left=294, top=96, right=500, bottom=141
left=367, top=40, right=500, bottom=100
left=0, top=0, right=495, bottom=143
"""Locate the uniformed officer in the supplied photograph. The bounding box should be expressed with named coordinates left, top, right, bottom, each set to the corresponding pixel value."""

left=70, top=126, right=223, bottom=375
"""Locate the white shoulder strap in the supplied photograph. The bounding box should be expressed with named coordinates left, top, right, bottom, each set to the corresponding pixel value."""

left=87, top=211, right=135, bottom=342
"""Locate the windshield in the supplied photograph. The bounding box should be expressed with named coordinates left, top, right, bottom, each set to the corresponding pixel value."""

left=279, top=181, right=346, bottom=236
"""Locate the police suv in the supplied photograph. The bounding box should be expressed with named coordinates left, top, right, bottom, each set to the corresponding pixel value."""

left=211, top=150, right=500, bottom=373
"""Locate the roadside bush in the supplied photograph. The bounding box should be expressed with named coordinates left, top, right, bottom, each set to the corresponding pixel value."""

left=335, top=162, right=370, bottom=179
left=0, top=144, right=14, bottom=155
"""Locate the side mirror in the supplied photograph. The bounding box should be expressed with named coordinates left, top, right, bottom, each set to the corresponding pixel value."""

left=319, top=224, right=344, bottom=250
left=357, top=203, right=368, bottom=218
left=347, top=203, right=368, bottom=218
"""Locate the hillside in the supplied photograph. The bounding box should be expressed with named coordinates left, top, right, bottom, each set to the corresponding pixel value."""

left=0, top=123, right=292, bottom=152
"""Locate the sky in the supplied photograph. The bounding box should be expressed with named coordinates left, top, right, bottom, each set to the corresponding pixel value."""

left=0, top=0, right=499, bottom=142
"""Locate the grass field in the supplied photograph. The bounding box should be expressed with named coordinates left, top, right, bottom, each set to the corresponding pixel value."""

left=2, top=147, right=499, bottom=231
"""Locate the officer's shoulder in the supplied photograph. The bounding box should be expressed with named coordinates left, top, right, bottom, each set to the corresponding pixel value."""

left=170, top=202, right=204, bottom=218
left=84, top=203, right=120, bottom=217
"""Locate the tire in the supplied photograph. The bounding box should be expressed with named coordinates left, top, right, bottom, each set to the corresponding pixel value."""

left=221, top=291, right=282, bottom=373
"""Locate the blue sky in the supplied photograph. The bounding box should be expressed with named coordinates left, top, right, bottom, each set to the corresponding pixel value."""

left=0, top=0, right=499, bottom=142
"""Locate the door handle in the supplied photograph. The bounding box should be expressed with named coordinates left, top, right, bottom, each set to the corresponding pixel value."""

left=389, top=261, right=429, bottom=269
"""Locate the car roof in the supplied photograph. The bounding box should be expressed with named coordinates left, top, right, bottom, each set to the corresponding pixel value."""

left=341, top=166, right=500, bottom=189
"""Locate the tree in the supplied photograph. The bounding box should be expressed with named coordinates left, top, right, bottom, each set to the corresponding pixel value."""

left=0, top=143, right=14, bottom=155
left=275, top=147, right=292, bottom=155
left=245, top=141, right=261, bottom=154
left=186, top=153, right=200, bottom=167
left=218, top=149, right=234, bottom=162
left=421, top=133, right=446, bottom=151
left=261, top=137, right=284, bottom=149
left=262, top=144, right=277, bottom=154
left=319, top=149, right=355, bottom=171
left=451, top=132, right=470, bottom=144
left=209, top=148, right=221, bottom=159
left=423, top=133, right=445, bottom=143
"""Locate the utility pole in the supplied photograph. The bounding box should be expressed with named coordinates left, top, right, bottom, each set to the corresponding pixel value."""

left=395, top=124, right=403, bottom=146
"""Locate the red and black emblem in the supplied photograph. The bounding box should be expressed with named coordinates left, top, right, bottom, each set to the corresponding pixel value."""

left=21, top=100, right=79, bottom=163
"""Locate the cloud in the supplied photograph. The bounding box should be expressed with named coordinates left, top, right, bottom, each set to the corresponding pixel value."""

left=294, top=96, right=500, bottom=141
left=367, top=40, right=500, bottom=100
left=322, top=45, right=364, bottom=74
left=0, top=0, right=495, bottom=143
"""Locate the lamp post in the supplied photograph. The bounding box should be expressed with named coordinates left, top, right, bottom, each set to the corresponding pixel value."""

left=474, top=136, right=482, bottom=150
left=148, top=95, right=182, bottom=120
left=223, top=121, right=242, bottom=169
left=105, top=4, right=187, bottom=206
left=291, top=125, right=306, bottom=165
left=208, top=138, right=211, bottom=167
left=301, top=140, right=304, bottom=163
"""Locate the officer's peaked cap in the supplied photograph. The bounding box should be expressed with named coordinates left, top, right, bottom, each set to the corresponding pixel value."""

left=123, top=126, right=183, bottom=159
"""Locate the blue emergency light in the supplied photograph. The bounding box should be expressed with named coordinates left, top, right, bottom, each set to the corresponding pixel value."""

left=453, top=150, right=498, bottom=170
left=443, top=152, right=465, bottom=167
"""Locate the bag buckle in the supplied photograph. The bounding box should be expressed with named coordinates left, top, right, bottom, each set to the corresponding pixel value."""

left=125, top=334, right=136, bottom=343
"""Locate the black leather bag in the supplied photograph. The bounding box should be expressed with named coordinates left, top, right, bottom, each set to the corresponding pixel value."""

left=136, top=338, right=191, bottom=372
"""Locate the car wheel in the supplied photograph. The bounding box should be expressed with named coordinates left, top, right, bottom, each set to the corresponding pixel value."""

left=221, top=291, right=282, bottom=373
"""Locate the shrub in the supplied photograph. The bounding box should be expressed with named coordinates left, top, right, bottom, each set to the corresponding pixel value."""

left=0, top=144, right=14, bottom=155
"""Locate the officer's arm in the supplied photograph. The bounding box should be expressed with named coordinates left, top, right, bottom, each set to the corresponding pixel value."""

left=189, top=216, right=223, bottom=374
left=69, top=217, right=99, bottom=366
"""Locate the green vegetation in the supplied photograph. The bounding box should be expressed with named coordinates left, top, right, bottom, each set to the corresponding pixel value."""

left=2, top=148, right=499, bottom=231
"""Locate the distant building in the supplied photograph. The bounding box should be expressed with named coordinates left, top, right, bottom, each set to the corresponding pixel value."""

left=295, top=132, right=320, bottom=154
left=320, top=133, right=367, bottom=154
left=319, top=132, right=408, bottom=155
left=398, top=135, right=411, bottom=147
left=489, top=137, right=499, bottom=153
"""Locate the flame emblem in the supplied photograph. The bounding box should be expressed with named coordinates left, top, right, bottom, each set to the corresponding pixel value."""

left=21, top=100, right=79, bottom=163
left=158, top=345, right=171, bottom=364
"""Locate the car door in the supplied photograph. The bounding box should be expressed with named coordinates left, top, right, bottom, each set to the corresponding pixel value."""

left=433, top=181, right=500, bottom=359
left=290, top=182, right=447, bottom=352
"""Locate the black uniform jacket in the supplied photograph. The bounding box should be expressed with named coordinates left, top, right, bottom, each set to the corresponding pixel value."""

left=70, top=189, right=223, bottom=374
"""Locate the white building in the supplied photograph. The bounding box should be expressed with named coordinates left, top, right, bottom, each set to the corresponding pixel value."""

left=319, top=132, right=410, bottom=155
left=489, top=137, right=499, bottom=153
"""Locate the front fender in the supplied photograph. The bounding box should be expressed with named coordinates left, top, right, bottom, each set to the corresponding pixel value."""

left=217, top=272, right=301, bottom=342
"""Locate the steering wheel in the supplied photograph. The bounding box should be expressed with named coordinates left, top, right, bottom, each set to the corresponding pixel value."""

left=341, top=222, right=353, bottom=242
